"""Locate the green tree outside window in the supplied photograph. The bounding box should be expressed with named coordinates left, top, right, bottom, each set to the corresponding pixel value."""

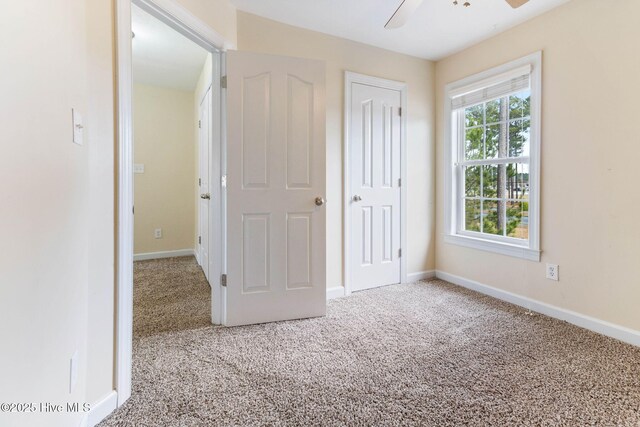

left=463, top=91, right=530, bottom=239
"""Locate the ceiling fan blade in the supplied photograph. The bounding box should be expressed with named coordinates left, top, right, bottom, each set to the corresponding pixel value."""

left=505, top=0, right=530, bottom=8
left=385, top=0, right=425, bottom=29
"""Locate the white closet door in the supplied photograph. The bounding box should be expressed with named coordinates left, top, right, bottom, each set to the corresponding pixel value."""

left=349, top=83, right=402, bottom=292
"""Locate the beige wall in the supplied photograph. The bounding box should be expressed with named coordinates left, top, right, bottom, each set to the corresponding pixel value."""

left=237, top=12, right=436, bottom=287
left=0, top=0, right=113, bottom=425
left=176, top=0, right=237, bottom=47
left=134, top=84, right=196, bottom=254
left=435, top=0, right=640, bottom=331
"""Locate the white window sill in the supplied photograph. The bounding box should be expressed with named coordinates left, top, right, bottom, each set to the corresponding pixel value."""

left=444, top=234, right=541, bottom=262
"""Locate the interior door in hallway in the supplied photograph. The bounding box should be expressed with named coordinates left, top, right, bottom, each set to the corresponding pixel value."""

left=349, top=82, right=402, bottom=292
left=225, top=51, right=326, bottom=326
left=198, top=88, right=211, bottom=281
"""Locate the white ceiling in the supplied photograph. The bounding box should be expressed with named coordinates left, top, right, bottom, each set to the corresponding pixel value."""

left=132, top=4, right=208, bottom=91
left=231, top=0, right=570, bottom=60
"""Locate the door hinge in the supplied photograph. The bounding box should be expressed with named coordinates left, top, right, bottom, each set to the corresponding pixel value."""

left=398, top=178, right=402, bottom=187
left=198, top=236, right=201, bottom=244
left=221, top=274, right=227, bottom=287
left=398, top=248, right=402, bottom=257
left=198, top=120, right=201, bottom=129
left=198, top=178, right=201, bottom=187
left=221, top=76, right=227, bottom=89
left=399, top=107, right=402, bottom=117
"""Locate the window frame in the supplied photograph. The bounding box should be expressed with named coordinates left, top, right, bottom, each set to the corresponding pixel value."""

left=443, top=52, right=542, bottom=261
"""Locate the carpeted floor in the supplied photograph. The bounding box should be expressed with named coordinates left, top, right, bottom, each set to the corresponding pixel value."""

left=100, top=256, right=640, bottom=426
left=132, top=256, right=210, bottom=339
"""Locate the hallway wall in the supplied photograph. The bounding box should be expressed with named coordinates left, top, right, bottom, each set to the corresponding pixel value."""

left=133, top=84, right=196, bottom=255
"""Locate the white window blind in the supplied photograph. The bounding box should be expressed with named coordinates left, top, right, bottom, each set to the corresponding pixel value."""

left=451, top=64, right=531, bottom=110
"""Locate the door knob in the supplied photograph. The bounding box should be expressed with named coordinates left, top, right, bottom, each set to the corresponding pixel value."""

left=315, top=197, right=325, bottom=206
left=352, top=195, right=362, bottom=202
left=200, top=193, right=211, bottom=200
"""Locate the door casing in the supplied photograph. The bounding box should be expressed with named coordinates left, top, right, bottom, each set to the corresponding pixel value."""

left=115, top=0, right=232, bottom=407
left=343, top=72, right=408, bottom=295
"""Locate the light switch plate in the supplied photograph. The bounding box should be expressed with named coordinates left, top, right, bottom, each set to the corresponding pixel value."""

left=72, top=109, right=83, bottom=146
left=134, top=163, right=145, bottom=174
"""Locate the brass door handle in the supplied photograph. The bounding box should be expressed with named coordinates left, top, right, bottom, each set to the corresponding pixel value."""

left=315, top=197, right=325, bottom=207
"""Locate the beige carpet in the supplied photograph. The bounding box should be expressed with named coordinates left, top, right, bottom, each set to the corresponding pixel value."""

left=132, top=256, right=210, bottom=339
left=100, top=256, right=640, bottom=426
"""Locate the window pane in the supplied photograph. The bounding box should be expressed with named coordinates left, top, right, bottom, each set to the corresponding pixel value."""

left=465, top=199, right=481, bottom=232
left=506, top=163, right=530, bottom=200
left=485, top=124, right=508, bottom=159
left=465, top=127, right=483, bottom=160
left=507, top=200, right=529, bottom=239
left=465, top=104, right=483, bottom=127
left=482, top=200, right=502, bottom=236
left=485, top=98, right=504, bottom=124
left=509, top=118, right=530, bottom=157
left=465, top=166, right=481, bottom=197
left=452, top=69, right=535, bottom=246
left=509, top=91, right=530, bottom=120
left=482, top=165, right=499, bottom=198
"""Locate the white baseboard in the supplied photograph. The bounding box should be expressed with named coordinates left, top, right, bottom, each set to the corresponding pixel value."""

left=85, top=391, right=118, bottom=427
left=327, top=286, right=345, bottom=299
left=406, top=270, right=436, bottom=282
left=133, top=249, right=195, bottom=261
left=436, top=270, right=640, bottom=347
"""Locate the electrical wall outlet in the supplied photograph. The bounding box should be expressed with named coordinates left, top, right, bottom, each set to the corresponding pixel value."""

left=154, top=228, right=162, bottom=239
left=72, top=109, right=83, bottom=145
left=69, top=351, right=78, bottom=393
left=546, top=263, right=559, bottom=281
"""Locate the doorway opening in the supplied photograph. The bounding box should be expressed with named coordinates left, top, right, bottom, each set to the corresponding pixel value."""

left=116, top=0, right=225, bottom=405
left=116, top=0, right=328, bottom=409
left=131, top=3, right=212, bottom=336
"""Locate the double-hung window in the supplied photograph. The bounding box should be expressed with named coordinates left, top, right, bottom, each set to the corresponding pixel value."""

left=444, top=53, right=541, bottom=261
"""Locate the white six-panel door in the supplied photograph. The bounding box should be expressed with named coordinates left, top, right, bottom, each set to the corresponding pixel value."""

left=349, top=82, right=402, bottom=292
left=198, top=88, right=211, bottom=281
left=225, top=51, right=326, bottom=326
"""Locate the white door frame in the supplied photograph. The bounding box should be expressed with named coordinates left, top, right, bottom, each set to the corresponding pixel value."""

left=343, top=72, right=408, bottom=295
left=115, top=0, right=233, bottom=407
